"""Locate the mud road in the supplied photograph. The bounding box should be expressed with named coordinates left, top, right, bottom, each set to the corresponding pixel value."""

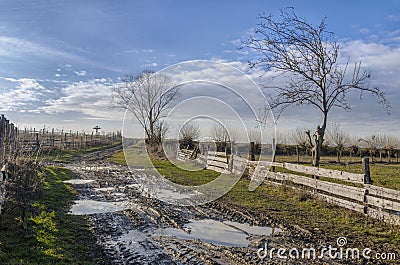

left=61, top=146, right=352, bottom=265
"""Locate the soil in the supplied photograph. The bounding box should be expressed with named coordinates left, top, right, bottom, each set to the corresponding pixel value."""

left=62, top=146, right=362, bottom=265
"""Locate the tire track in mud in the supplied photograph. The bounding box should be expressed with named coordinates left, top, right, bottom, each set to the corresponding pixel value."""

left=62, top=146, right=358, bottom=265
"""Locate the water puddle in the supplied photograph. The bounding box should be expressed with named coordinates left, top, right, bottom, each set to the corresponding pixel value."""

left=156, top=219, right=281, bottom=247
left=224, top=220, right=281, bottom=236
left=94, top=187, right=116, bottom=192
left=64, top=179, right=95, bottom=184
left=69, top=199, right=132, bottom=215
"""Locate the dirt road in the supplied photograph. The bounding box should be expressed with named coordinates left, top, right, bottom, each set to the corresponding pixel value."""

left=63, top=146, right=351, bottom=265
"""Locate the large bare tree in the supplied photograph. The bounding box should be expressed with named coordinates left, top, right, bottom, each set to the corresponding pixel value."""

left=112, top=71, right=179, bottom=146
left=243, top=8, right=388, bottom=166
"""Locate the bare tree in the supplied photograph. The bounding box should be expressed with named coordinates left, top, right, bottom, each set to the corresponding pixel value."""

left=179, top=122, right=200, bottom=149
left=210, top=124, right=242, bottom=152
left=327, top=123, right=349, bottom=163
left=358, top=135, right=382, bottom=162
left=248, top=129, right=261, bottom=145
left=112, top=71, right=179, bottom=146
left=242, top=8, right=388, bottom=166
left=290, top=126, right=312, bottom=162
left=347, top=136, right=361, bottom=163
left=380, top=135, right=399, bottom=163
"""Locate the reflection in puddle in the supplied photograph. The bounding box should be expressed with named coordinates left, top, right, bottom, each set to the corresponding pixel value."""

left=156, top=219, right=281, bottom=247
left=224, top=220, right=280, bottom=236
left=69, top=199, right=131, bottom=215
left=64, top=179, right=95, bottom=185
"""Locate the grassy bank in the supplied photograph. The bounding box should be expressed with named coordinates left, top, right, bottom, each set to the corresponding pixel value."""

left=110, top=150, right=400, bottom=253
left=0, top=167, right=108, bottom=265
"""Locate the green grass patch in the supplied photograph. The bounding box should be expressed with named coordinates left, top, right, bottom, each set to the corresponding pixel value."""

left=0, top=167, right=108, bottom=265
left=110, top=150, right=219, bottom=186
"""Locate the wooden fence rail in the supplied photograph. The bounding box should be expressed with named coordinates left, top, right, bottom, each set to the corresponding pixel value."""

left=178, top=147, right=400, bottom=225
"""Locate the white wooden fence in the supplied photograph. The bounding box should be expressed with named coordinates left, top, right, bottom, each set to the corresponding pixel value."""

left=177, top=149, right=400, bottom=225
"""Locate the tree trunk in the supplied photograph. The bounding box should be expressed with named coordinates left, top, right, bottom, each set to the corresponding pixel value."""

left=313, top=113, right=327, bottom=167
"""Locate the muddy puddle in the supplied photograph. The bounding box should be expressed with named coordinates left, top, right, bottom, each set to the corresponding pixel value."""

left=69, top=199, right=132, bottom=215
left=155, top=219, right=281, bottom=247
left=63, top=179, right=96, bottom=184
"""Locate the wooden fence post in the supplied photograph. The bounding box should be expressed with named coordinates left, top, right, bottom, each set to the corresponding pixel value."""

left=272, top=138, right=276, bottom=172
left=362, top=157, right=372, bottom=184
left=250, top=141, right=255, bottom=161
left=229, top=142, right=235, bottom=172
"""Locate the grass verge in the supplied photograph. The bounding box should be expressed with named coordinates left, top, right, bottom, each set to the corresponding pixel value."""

left=0, top=167, right=108, bottom=265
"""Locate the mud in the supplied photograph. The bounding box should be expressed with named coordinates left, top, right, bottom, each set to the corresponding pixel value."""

left=63, top=146, right=355, bottom=264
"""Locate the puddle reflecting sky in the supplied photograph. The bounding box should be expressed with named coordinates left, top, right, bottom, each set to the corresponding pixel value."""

left=69, top=199, right=131, bottom=215
left=63, top=179, right=95, bottom=184
left=156, top=219, right=281, bottom=247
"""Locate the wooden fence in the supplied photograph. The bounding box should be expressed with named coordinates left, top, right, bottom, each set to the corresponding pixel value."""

left=177, top=148, right=400, bottom=225
left=17, top=128, right=121, bottom=152
left=0, top=114, right=122, bottom=213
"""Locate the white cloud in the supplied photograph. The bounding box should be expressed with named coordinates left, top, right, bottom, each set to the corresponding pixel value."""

left=143, top=62, right=158, bottom=67
left=388, top=14, right=400, bottom=22
left=74, top=70, right=87, bottom=76
left=0, top=77, right=48, bottom=111
left=39, top=78, right=122, bottom=120
left=124, top=49, right=154, bottom=53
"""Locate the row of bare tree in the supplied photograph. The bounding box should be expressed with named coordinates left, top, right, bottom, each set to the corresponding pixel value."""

left=286, top=124, right=399, bottom=163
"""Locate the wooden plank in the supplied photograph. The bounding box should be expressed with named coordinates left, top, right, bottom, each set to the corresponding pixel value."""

left=267, top=172, right=365, bottom=202
left=206, top=165, right=227, bottom=173
left=283, top=163, right=364, bottom=183
left=234, top=156, right=248, bottom=163
left=365, top=185, right=400, bottom=201
left=366, top=207, right=400, bottom=226
left=207, top=151, right=226, bottom=156
left=318, top=193, right=365, bottom=213
left=207, top=155, right=228, bottom=163
left=366, top=195, right=400, bottom=212
left=247, top=161, right=284, bottom=169
left=316, top=180, right=365, bottom=202
left=207, top=160, right=228, bottom=169
left=267, top=172, right=317, bottom=188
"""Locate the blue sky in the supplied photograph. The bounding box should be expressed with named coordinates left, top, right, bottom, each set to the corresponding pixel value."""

left=0, top=0, right=399, bottom=138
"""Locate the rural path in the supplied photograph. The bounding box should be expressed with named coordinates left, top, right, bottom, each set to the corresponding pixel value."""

left=62, top=146, right=348, bottom=265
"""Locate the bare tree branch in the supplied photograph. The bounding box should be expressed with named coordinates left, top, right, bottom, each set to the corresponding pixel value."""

left=242, top=8, right=389, bottom=166
left=112, top=71, right=179, bottom=146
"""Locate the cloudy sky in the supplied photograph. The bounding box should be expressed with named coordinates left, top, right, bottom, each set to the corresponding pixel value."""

left=0, top=0, right=399, bottom=138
